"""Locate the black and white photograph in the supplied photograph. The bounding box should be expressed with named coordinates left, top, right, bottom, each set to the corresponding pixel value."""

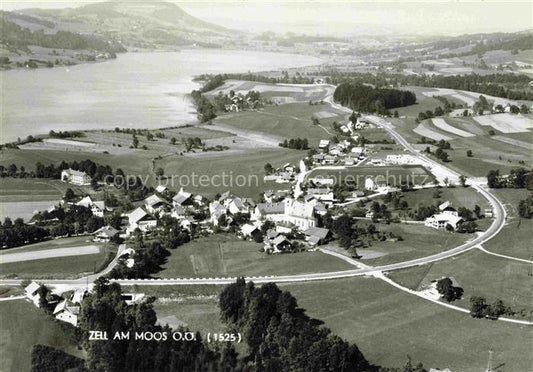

left=0, top=1, right=532, bottom=371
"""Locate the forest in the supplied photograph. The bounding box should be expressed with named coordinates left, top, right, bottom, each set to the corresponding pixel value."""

left=333, top=83, right=417, bottom=114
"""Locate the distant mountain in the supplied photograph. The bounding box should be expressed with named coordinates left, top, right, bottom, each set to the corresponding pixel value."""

left=8, top=1, right=236, bottom=49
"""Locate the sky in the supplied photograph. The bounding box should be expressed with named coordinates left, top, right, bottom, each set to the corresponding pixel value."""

left=1, top=0, right=532, bottom=37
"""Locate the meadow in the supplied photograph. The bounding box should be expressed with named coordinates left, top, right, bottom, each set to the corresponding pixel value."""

left=0, top=237, right=114, bottom=279
left=386, top=249, right=533, bottom=319
left=0, top=300, right=82, bottom=372
left=156, top=234, right=353, bottom=278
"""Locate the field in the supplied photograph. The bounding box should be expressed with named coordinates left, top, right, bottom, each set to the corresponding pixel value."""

left=483, top=189, right=533, bottom=260
left=0, top=300, right=82, bottom=372
left=356, top=223, right=471, bottom=266
left=387, top=249, right=533, bottom=318
left=157, top=234, right=353, bottom=278
left=400, top=186, right=490, bottom=211
left=282, top=277, right=533, bottom=371
left=0, top=237, right=113, bottom=279
left=216, top=102, right=345, bottom=147
left=307, top=165, right=435, bottom=189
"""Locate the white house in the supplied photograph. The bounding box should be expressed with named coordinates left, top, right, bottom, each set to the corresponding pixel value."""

left=76, top=196, right=105, bottom=217
left=318, top=139, right=330, bottom=150
left=53, top=300, right=80, bottom=327
left=172, top=188, right=193, bottom=207
left=24, top=281, right=41, bottom=307
left=126, top=207, right=157, bottom=234
left=144, top=194, right=169, bottom=214
left=209, top=201, right=227, bottom=226
left=94, top=225, right=119, bottom=242
left=365, top=177, right=377, bottom=191
left=253, top=198, right=316, bottom=230
left=425, top=201, right=463, bottom=230
left=61, top=169, right=91, bottom=185
left=241, top=223, right=261, bottom=240
left=305, top=188, right=335, bottom=202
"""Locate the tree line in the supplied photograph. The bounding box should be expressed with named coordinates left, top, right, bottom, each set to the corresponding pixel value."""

left=333, top=83, right=417, bottom=115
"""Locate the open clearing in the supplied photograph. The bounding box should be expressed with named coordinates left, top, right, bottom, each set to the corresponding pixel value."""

left=413, top=121, right=452, bottom=141
left=0, top=237, right=112, bottom=279
left=0, top=245, right=100, bottom=264
left=357, top=223, right=472, bottom=266
left=473, top=113, right=533, bottom=133
left=0, top=300, right=82, bottom=372
left=282, top=277, right=533, bottom=371
left=431, top=118, right=474, bottom=137
left=387, top=249, right=533, bottom=319
left=491, top=135, right=533, bottom=151
left=157, top=234, right=353, bottom=278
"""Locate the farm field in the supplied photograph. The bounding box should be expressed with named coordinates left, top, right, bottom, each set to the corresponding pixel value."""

left=157, top=234, right=353, bottom=278
left=0, top=300, right=82, bottom=372
left=158, top=148, right=304, bottom=197
left=357, top=223, right=472, bottom=266
left=307, top=165, right=435, bottom=188
left=483, top=189, right=533, bottom=260
left=0, top=237, right=113, bottom=279
left=386, top=249, right=533, bottom=318
left=283, top=277, right=533, bottom=371
left=216, top=102, right=345, bottom=146
left=206, top=80, right=332, bottom=103
left=400, top=186, right=490, bottom=211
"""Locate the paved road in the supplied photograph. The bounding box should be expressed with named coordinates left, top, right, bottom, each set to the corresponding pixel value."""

left=0, top=91, right=507, bottom=289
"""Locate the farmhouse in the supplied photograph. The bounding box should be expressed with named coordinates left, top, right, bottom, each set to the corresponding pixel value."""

left=172, top=188, right=193, bottom=207
left=253, top=198, right=317, bottom=230
left=61, top=168, right=91, bottom=185
left=94, top=225, right=119, bottom=242
left=144, top=194, right=169, bottom=214
left=53, top=300, right=80, bottom=327
left=425, top=201, right=463, bottom=230
left=318, top=139, right=330, bottom=151
left=76, top=196, right=106, bottom=217
left=126, top=207, right=157, bottom=234
left=24, top=281, right=41, bottom=307
left=241, top=223, right=262, bottom=241
left=304, top=227, right=332, bottom=245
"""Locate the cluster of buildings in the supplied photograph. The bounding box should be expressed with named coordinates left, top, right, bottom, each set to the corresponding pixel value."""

left=61, top=168, right=92, bottom=185
left=424, top=201, right=463, bottom=231
left=311, top=139, right=367, bottom=166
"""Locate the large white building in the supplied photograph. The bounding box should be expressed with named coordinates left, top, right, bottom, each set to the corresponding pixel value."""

left=425, top=201, right=463, bottom=230
left=61, top=168, right=91, bottom=185
left=253, top=198, right=316, bottom=230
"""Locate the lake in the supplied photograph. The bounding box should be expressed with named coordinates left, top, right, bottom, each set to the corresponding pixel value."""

left=0, top=49, right=322, bottom=144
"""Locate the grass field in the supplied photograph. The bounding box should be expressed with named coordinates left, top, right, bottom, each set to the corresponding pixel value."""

left=400, top=186, right=490, bottom=211
left=158, top=148, right=304, bottom=197
left=157, top=234, right=353, bottom=278
left=216, top=102, right=345, bottom=147
left=483, top=189, right=533, bottom=260
left=357, top=223, right=471, bottom=266
left=0, top=300, right=82, bottom=372
left=282, top=277, right=533, bottom=371
left=307, top=165, right=435, bottom=189
left=0, top=237, right=113, bottom=279
left=387, top=249, right=533, bottom=317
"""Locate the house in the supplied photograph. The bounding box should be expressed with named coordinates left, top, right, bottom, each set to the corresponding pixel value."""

left=91, top=201, right=106, bottom=217
left=318, top=140, right=330, bottom=151
left=309, top=177, right=335, bottom=186
left=425, top=201, right=462, bottom=230
left=53, top=300, right=80, bottom=327
left=155, top=185, right=167, bottom=193
left=94, top=225, right=119, bottom=242
left=126, top=207, right=157, bottom=234
left=144, top=194, right=169, bottom=214
left=227, top=197, right=248, bottom=215
left=209, top=201, right=227, bottom=226
left=241, top=223, right=262, bottom=241
left=76, top=196, right=93, bottom=208
left=283, top=199, right=316, bottom=229
left=71, top=289, right=86, bottom=304
left=121, top=293, right=145, bottom=305
left=323, top=155, right=336, bottom=165
left=365, top=177, right=377, bottom=191
left=269, top=235, right=292, bottom=252
left=172, top=188, right=193, bottom=207
left=304, top=227, right=332, bottom=245
left=61, top=168, right=91, bottom=185
left=121, top=247, right=136, bottom=268
left=484, top=208, right=493, bottom=217
left=24, top=281, right=41, bottom=307
left=344, top=157, right=355, bottom=166
left=438, top=201, right=458, bottom=215
left=263, top=190, right=290, bottom=203
left=306, top=188, right=335, bottom=202
left=171, top=205, right=186, bottom=220
left=351, top=146, right=364, bottom=157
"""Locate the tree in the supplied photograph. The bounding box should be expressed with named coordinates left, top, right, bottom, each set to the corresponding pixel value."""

left=434, top=106, right=444, bottom=116
left=486, top=169, right=502, bottom=188
left=170, top=137, right=177, bottom=145
left=519, top=104, right=529, bottom=114
left=132, top=134, right=139, bottom=148
left=518, top=194, right=533, bottom=218
left=264, top=163, right=274, bottom=175
left=470, top=296, right=488, bottom=318
left=509, top=105, right=520, bottom=114
left=436, top=277, right=463, bottom=302
left=64, top=188, right=75, bottom=201
left=466, top=150, right=473, bottom=157
left=155, top=168, right=164, bottom=178
left=459, top=174, right=467, bottom=187
left=393, top=110, right=399, bottom=118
